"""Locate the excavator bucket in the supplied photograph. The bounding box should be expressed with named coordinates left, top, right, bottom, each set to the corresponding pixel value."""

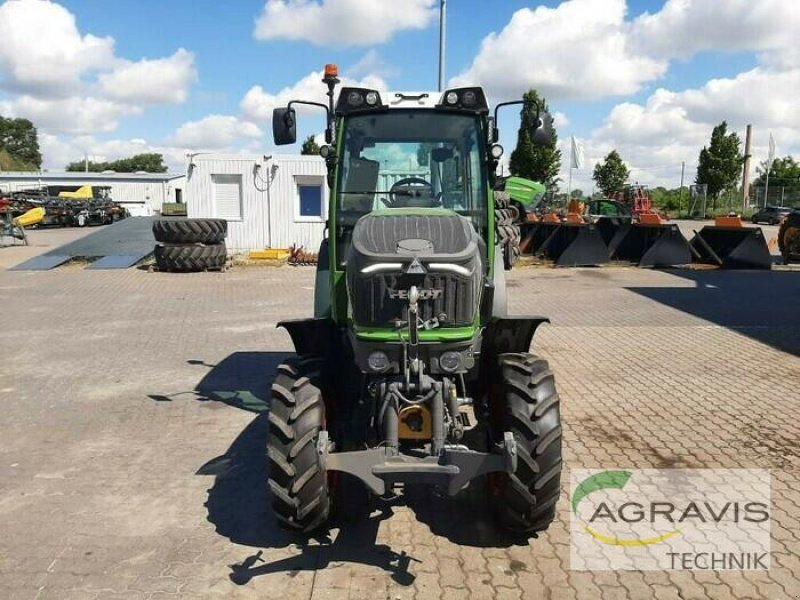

left=689, top=225, right=772, bottom=270
left=537, top=222, right=609, bottom=267
left=608, top=223, right=692, bottom=268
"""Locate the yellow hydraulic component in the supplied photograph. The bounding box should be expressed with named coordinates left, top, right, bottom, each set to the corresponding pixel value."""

left=398, top=405, right=432, bottom=440
left=12, top=206, right=45, bottom=227
left=58, top=185, right=94, bottom=199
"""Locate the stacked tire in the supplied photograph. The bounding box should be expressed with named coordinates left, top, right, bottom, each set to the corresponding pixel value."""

left=152, top=218, right=228, bottom=272
left=495, top=192, right=521, bottom=270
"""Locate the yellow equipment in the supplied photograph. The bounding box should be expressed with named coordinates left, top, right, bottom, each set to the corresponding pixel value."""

left=58, top=185, right=95, bottom=199
left=12, top=206, right=45, bottom=228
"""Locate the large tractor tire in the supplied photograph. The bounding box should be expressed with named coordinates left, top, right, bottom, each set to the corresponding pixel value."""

left=267, top=357, right=331, bottom=533
left=152, top=218, right=227, bottom=244
left=494, top=353, right=562, bottom=533
left=154, top=243, right=227, bottom=272
left=778, top=213, right=800, bottom=265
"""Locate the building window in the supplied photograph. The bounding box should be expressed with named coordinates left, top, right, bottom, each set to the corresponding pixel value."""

left=212, top=174, right=242, bottom=221
left=294, top=176, right=325, bottom=222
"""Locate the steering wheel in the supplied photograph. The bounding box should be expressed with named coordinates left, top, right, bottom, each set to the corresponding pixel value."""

left=384, top=177, right=440, bottom=208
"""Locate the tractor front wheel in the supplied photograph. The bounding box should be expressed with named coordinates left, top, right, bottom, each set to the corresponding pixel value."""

left=267, top=356, right=331, bottom=532
left=493, top=353, right=562, bottom=534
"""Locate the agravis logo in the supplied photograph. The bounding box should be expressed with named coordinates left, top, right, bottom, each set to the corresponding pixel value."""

left=570, top=469, right=771, bottom=570
left=571, top=470, right=681, bottom=546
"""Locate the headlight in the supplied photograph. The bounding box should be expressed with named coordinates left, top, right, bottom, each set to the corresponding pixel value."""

left=347, top=91, right=364, bottom=106
left=439, top=351, right=461, bottom=372
left=365, top=91, right=379, bottom=105
left=367, top=351, right=390, bottom=372
left=445, top=91, right=459, bottom=105
left=462, top=90, right=477, bottom=106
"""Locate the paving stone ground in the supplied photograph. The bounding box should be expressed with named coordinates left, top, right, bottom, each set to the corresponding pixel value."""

left=0, top=229, right=798, bottom=599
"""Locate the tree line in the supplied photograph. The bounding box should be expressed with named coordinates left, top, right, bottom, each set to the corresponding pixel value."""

left=509, top=89, right=799, bottom=208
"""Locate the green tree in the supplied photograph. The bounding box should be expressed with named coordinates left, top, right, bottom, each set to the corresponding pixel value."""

left=753, top=155, right=800, bottom=187
left=301, top=135, right=320, bottom=156
left=570, top=189, right=584, bottom=199
left=0, top=116, right=41, bottom=168
left=695, top=121, right=742, bottom=205
left=66, top=152, right=168, bottom=173
left=509, top=89, right=561, bottom=188
left=592, top=150, right=630, bottom=196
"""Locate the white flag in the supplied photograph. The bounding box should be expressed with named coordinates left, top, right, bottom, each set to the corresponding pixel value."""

left=768, top=133, right=776, bottom=166
left=570, top=136, right=585, bottom=169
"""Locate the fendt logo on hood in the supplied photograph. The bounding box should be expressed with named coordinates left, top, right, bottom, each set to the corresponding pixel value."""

left=388, top=288, right=442, bottom=300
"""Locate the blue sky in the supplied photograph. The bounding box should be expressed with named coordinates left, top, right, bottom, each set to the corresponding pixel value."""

left=0, top=0, right=796, bottom=191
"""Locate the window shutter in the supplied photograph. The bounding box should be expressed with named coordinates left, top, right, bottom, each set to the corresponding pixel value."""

left=213, top=174, right=242, bottom=220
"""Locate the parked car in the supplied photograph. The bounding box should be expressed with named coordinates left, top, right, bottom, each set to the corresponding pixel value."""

left=751, top=205, right=792, bottom=225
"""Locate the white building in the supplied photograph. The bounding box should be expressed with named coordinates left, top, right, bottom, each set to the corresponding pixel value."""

left=0, top=171, right=185, bottom=216
left=185, top=153, right=427, bottom=253
left=186, top=154, right=329, bottom=253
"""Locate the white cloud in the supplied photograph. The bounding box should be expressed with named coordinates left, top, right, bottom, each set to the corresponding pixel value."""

left=582, top=61, right=800, bottom=190
left=169, top=115, right=263, bottom=149
left=631, top=0, right=800, bottom=60
left=240, top=69, right=387, bottom=122
left=0, top=95, right=141, bottom=135
left=253, top=0, right=437, bottom=46
left=0, top=1, right=197, bottom=141
left=0, top=0, right=115, bottom=94
left=98, top=49, right=197, bottom=104
left=450, top=0, right=667, bottom=102
left=39, top=133, right=193, bottom=172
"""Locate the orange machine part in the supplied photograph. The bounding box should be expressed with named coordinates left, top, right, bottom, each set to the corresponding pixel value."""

left=564, top=212, right=585, bottom=224
left=639, top=213, right=666, bottom=225
left=714, top=216, right=744, bottom=228
left=398, top=405, right=432, bottom=440
left=542, top=212, right=561, bottom=224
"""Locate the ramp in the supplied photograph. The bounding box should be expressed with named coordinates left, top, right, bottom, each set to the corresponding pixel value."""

left=9, top=255, right=71, bottom=271
left=690, top=226, right=772, bottom=270
left=609, top=223, right=692, bottom=268
left=10, top=217, right=154, bottom=271
left=537, top=223, right=609, bottom=267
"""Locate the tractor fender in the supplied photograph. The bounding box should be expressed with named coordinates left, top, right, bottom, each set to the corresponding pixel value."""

left=277, top=317, right=336, bottom=357
left=492, top=246, right=508, bottom=318
left=477, top=316, right=550, bottom=398
left=313, top=239, right=331, bottom=318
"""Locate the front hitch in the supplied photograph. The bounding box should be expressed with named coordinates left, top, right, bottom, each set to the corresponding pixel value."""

left=317, top=432, right=517, bottom=496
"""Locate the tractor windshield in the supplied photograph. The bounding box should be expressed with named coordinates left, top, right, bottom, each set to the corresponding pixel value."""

left=335, top=110, right=487, bottom=263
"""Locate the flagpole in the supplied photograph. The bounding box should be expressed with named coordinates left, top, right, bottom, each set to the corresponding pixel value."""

left=764, top=170, right=770, bottom=208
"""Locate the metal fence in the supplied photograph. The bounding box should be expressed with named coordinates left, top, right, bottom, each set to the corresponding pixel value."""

left=750, top=186, right=800, bottom=208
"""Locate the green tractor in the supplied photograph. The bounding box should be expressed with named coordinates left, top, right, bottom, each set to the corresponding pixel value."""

left=269, top=64, right=562, bottom=535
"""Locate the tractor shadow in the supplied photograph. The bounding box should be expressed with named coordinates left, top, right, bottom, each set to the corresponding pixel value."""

left=627, top=268, right=800, bottom=357
left=185, top=351, right=523, bottom=587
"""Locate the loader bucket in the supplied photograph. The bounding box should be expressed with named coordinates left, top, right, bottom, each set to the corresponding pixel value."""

left=519, top=222, right=560, bottom=254
left=689, top=226, right=772, bottom=270
left=608, top=223, right=692, bottom=268
left=537, top=223, right=609, bottom=267
left=593, top=216, right=622, bottom=246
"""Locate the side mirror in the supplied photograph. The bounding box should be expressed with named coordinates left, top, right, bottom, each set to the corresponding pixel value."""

left=272, top=107, right=296, bottom=145
left=532, top=111, right=554, bottom=146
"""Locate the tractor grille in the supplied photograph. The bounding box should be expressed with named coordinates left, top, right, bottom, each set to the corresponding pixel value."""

left=351, top=272, right=478, bottom=327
